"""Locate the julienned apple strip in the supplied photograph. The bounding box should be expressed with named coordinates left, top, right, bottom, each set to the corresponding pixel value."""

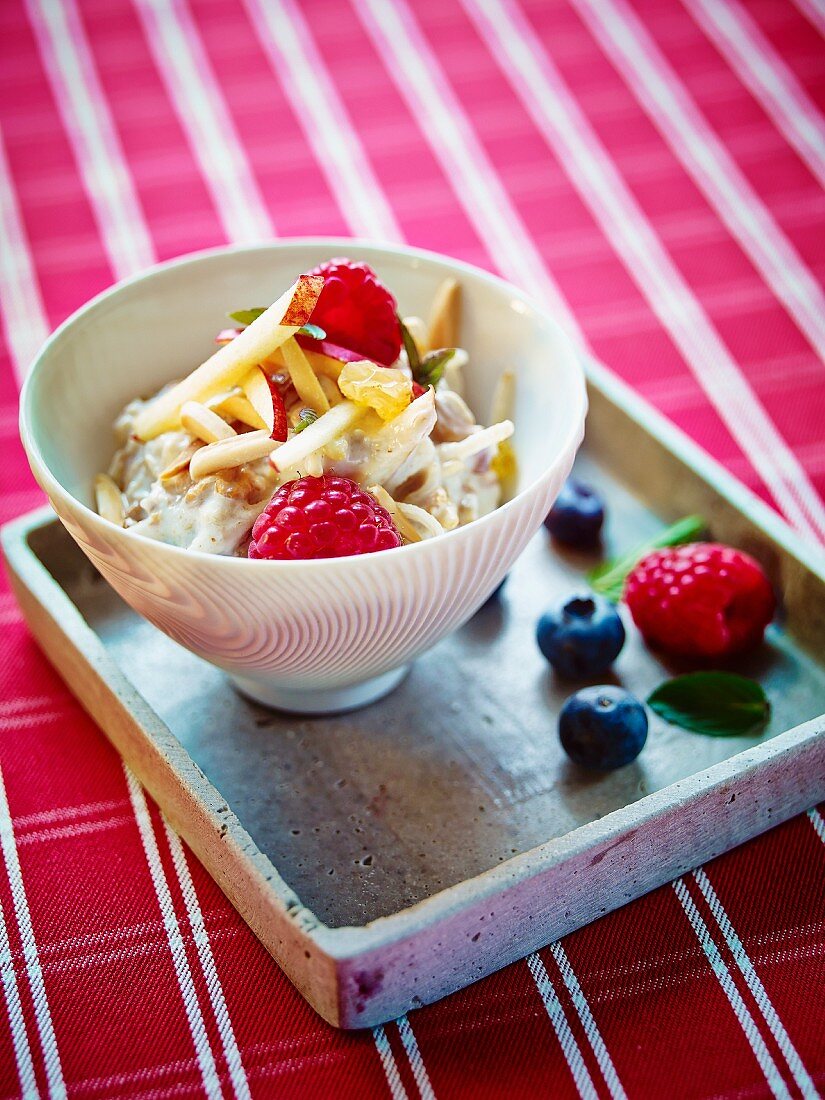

left=279, top=338, right=330, bottom=415
left=270, top=401, right=364, bottom=474
left=240, top=367, right=275, bottom=434
left=133, top=275, right=324, bottom=440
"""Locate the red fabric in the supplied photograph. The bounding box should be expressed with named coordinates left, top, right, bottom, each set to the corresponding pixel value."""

left=1, top=0, right=824, bottom=1095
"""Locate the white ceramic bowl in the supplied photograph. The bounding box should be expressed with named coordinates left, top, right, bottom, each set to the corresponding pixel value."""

left=20, top=241, right=586, bottom=713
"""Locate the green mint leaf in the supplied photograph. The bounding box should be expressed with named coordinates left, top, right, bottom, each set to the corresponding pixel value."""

left=648, top=672, right=770, bottom=737
left=228, top=307, right=266, bottom=326
left=588, top=515, right=705, bottom=603
left=292, top=408, right=318, bottom=434
left=416, top=347, right=456, bottom=389
left=398, top=315, right=421, bottom=374
left=297, top=323, right=326, bottom=340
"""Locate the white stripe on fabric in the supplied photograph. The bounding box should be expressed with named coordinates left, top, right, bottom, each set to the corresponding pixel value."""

left=372, top=1025, right=409, bottom=1100
left=241, top=0, right=404, bottom=243
left=0, top=697, right=61, bottom=718
left=396, top=1015, right=436, bottom=1100
left=685, top=0, right=825, bottom=191
left=573, top=0, right=825, bottom=372
left=133, top=0, right=272, bottom=243
left=24, top=0, right=154, bottom=280
left=0, top=603, right=23, bottom=626
left=808, top=807, right=825, bottom=845
left=526, top=953, right=599, bottom=1100
left=0, top=766, right=66, bottom=1099
left=790, top=0, right=825, bottom=38
left=0, top=128, right=49, bottom=381
left=460, top=0, right=825, bottom=544
left=673, top=879, right=792, bottom=1100
left=125, top=768, right=222, bottom=1100
left=692, top=869, right=817, bottom=1098
left=354, top=0, right=585, bottom=348
left=12, top=798, right=127, bottom=831
left=0, top=888, right=38, bottom=1097
left=549, top=943, right=627, bottom=1100
left=162, top=821, right=251, bottom=1100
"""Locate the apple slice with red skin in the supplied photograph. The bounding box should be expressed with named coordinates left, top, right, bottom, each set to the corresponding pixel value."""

left=134, top=274, right=323, bottom=440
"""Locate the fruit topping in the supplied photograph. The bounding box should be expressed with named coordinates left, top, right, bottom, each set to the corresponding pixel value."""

left=248, top=475, right=402, bottom=560
left=544, top=480, right=605, bottom=547
left=559, top=685, right=648, bottom=770
left=307, top=259, right=401, bottom=366
left=537, top=594, right=625, bottom=679
left=338, top=361, right=413, bottom=420
left=625, top=543, right=775, bottom=659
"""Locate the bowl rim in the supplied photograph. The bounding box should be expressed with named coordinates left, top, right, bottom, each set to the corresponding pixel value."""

left=20, top=237, right=587, bottom=572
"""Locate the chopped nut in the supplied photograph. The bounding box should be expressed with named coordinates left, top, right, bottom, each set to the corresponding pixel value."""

left=181, top=401, right=236, bottom=444
left=159, top=442, right=201, bottom=481
left=94, top=473, right=124, bottom=526
left=426, top=278, right=460, bottom=351
left=189, top=430, right=278, bottom=480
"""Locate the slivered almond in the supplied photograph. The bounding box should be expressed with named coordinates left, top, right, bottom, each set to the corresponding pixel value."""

left=490, top=369, right=516, bottom=425
left=280, top=338, right=330, bottom=415
left=368, top=486, right=444, bottom=543
left=426, top=278, right=460, bottom=351
left=94, top=473, right=124, bottom=525
left=181, top=401, right=236, bottom=444
left=133, top=275, right=324, bottom=440
left=159, top=442, right=201, bottom=481
left=189, top=430, right=278, bottom=480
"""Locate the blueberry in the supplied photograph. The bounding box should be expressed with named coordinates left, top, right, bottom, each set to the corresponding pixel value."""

left=537, top=594, right=625, bottom=679
left=559, top=685, right=648, bottom=770
left=544, top=480, right=605, bottom=546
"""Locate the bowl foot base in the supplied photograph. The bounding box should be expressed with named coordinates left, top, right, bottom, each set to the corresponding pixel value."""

left=228, top=664, right=411, bottom=715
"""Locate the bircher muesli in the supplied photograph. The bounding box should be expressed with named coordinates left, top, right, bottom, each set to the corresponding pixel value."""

left=96, top=259, right=516, bottom=560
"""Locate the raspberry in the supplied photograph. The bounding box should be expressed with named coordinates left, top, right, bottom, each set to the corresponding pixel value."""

left=306, top=259, right=401, bottom=366
left=249, top=475, right=402, bottom=560
left=625, top=543, right=775, bottom=659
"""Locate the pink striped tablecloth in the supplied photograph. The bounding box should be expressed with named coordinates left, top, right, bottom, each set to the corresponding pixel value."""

left=1, top=0, right=824, bottom=1096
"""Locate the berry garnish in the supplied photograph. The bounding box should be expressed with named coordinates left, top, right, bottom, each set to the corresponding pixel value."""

left=625, top=543, right=775, bottom=659
left=249, top=475, right=402, bottom=560
left=544, top=480, right=605, bottom=546
left=589, top=515, right=705, bottom=603
left=306, top=259, right=401, bottom=366
left=559, top=685, right=648, bottom=770
left=537, top=594, right=625, bottom=679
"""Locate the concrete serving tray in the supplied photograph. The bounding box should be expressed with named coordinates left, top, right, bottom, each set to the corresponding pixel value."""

left=4, top=359, right=825, bottom=1028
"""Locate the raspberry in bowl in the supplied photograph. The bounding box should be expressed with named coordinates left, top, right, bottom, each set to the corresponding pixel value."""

left=249, top=476, right=403, bottom=560
left=20, top=241, right=587, bottom=713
